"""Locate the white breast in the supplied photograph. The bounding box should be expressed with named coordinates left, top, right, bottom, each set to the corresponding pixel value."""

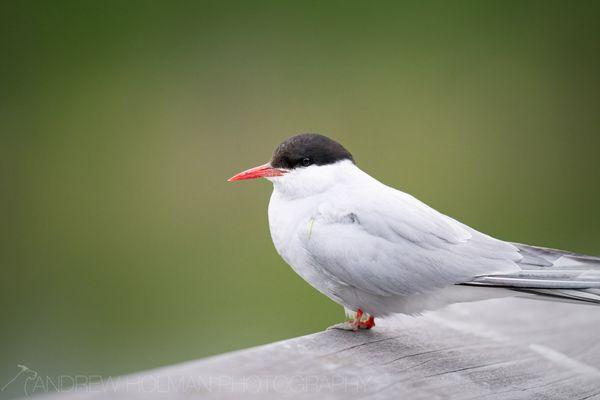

left=268, top=188, right=352, bottom=307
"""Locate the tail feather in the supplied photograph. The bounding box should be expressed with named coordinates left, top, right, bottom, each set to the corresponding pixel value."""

left=464, top=243, right=600, bottom=305
left=509, top=288, right=600, bottom=305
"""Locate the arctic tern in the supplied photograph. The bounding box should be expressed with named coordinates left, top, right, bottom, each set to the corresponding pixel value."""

left=229, top=133, right=600, bottom=330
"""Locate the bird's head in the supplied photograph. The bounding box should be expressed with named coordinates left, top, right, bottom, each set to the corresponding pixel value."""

left=228, top=133, right=355, bottom=195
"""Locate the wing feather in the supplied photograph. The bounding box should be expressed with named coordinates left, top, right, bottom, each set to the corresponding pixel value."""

left=302, top=179, right=520, bottom=297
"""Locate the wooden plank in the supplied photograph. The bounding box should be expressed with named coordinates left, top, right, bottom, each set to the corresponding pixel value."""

left=40, top=298, right=600, bottom=399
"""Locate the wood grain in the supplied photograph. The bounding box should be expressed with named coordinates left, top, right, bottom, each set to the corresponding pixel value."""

left=40, top=298, right=600, bottom=399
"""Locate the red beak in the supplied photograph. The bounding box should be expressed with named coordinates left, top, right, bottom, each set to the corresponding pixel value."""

left=228, top=163, right=285, bottom=182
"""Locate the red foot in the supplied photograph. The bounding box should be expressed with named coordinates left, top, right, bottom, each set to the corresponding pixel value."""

left=359, top=316, right=376, bottom=329
left=349, top=308, right=376, bottom=330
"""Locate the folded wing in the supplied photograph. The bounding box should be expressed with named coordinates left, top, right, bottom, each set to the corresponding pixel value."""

left=302, top=181, right=521, bottom=297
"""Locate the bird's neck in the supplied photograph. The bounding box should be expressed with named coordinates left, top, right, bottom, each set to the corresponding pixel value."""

left=270, top=160, right=365, bottom=201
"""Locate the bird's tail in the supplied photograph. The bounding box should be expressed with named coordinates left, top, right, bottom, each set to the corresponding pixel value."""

left=465, top=243, right=600, bottom=305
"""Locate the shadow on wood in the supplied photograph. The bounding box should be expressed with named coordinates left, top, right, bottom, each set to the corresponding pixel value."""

left=40, top=298, right=600, bottom=400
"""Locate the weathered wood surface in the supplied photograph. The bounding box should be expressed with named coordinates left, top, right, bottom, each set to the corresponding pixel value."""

left=42, top=298, right=600, bottom=400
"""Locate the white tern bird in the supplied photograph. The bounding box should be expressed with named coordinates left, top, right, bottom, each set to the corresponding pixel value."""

left=229, top=133, right=600, bottom=330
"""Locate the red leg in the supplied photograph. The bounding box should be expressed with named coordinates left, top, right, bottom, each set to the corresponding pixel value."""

left=355, top=308, right=363, bottom=322
left=349, top=309, right=376, bottom=330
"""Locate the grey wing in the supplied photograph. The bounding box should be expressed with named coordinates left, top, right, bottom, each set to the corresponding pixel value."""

left=302, top=186, right=522, bottom=297
left=465, top=243, right=600, bottom=304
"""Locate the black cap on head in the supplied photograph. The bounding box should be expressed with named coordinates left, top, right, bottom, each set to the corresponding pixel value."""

left=271, top=133, right=354, bottom=169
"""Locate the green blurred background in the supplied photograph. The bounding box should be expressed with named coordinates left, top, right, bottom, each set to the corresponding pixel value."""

left=1, top=0, right=600, bottom=397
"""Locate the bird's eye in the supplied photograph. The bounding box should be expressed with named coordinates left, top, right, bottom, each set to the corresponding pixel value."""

left=301, top=157, right=312, bottom=167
